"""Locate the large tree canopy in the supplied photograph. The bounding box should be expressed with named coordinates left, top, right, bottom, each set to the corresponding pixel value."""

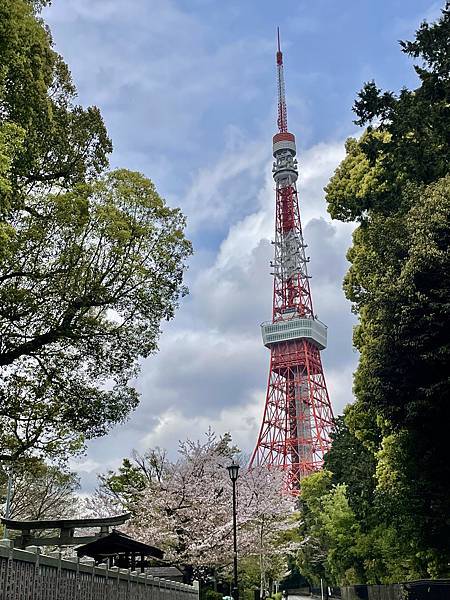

left=0, top=169, right=191, bottom=460
left=0, top=1, right=192, bottom=461
left=323, top=4, right=449, bottom=579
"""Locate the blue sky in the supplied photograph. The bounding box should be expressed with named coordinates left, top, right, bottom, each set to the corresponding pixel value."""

left=42, top=0, right=443, bottom=491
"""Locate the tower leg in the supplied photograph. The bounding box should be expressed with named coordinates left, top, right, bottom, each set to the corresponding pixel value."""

left=251, top=341, right=333, bottom=492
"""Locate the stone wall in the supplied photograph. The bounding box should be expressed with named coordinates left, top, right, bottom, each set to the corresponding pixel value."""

left=0, top=541, right=199, bottom=600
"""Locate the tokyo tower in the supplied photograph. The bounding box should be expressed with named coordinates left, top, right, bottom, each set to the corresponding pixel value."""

left=250, top=30, right=334, bottom=492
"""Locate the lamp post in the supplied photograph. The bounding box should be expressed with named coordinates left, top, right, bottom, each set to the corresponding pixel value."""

left=227, top=460, right=240, bottom=600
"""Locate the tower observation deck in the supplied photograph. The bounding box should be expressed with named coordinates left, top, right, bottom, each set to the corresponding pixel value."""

left=249, top=30, right=334, bottom=492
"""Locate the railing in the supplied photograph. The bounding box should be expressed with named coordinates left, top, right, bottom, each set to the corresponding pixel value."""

left=0, top=542, right=199, bottom=600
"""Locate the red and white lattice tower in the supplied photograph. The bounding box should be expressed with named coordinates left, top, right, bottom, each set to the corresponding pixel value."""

left=250, top=30, right=334, bottom=492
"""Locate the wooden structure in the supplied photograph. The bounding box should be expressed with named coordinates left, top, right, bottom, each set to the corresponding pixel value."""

left=1, top=513, right=131, bottom=549
left=76, top=529, right=163, bottom=571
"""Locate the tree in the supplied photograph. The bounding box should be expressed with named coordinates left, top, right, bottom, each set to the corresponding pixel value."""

left=324, top=4, right=450, bottom=577
left=0, top=458, right=80, bottom=522
left=295, top=470, right=333, bottom=586
left=0, top=0, right=110, bottom=194
left=0, top=169, right=191, bottom=462
left=324, top=414, right=377, bottom=527
left=319, top=484, right=362, bottom=585
left=0, top=1, right=192, bottom=462
left=294, top=468, right=420, bottom=586
left=90, top=447, right=169, bottom=515
left=92, top=432, right=237, bottom=566
left=93, top=432, right=295, bottom=587
left=239, top=467, right=298, bottom=598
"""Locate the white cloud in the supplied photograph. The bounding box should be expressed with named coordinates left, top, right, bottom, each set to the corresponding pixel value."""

left=183, top=130, right=270, bottom=232
left=136, top=327, right=264, bottom=419
left=69, top=458, right=103, bottom=474
left=139, top=395, right=262, bottom=458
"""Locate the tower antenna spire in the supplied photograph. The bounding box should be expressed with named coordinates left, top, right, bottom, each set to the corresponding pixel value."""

left=276, top=28, right=288, bottom=133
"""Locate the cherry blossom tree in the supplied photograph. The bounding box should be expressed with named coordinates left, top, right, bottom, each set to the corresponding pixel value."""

left=92, top=431, right=297, bottom=590
left=125, top=432, right=238, bottom=567
left=238, top=467, right=298, bottom=596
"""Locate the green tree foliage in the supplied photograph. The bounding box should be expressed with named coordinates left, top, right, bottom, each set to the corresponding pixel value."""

left=96, top=448, right=168, bottom=513
left=0, top=458, right=79, bottom=522
left=296, top=471, right=332, bottom=586
left=297, top=450, right=424, bottom=585
left=0, top=124, right=24, bottom=203
left=0, top=0, right=110, bottom=195
left=0, top=1, right=192, bottom=462
left=239, top=554, right=286, bottom=600
left=324, top=415, right=377, bottom=527
left=297, top=471, right=363, bottom=586
left=323, top=3, right=450, bottom=579
left=0, top=170, right=191, bottom=461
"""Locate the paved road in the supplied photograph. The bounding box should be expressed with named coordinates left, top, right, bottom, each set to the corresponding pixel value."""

left=288, top=595, right=314, bottom=600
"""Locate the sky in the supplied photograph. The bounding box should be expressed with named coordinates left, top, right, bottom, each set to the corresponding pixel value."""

left=42, top=0, right=442, bottom=492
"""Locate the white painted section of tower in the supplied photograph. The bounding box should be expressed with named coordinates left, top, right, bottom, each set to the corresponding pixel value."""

left=281, top=230, right=303, bottom=278
left=261, top=317, right=327, bottom=349
left=272, top=149, right=298, bottom=183
left=295, top=380, right=313, bottom=465
left=273, top=138, right=296, bottom=156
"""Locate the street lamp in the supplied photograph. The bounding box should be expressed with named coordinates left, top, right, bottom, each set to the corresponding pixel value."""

left=227, top=460, right=240, bottom=600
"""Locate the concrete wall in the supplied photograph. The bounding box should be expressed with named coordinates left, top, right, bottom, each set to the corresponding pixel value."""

left=341, top=580, right=450, bottom=600
left=0, top=541, right=199, bottom=600
left=340, top=584, right=401, bottom=600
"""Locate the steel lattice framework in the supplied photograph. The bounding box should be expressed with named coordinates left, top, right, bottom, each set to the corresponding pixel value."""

left=250, top=30, right=334, bottom=492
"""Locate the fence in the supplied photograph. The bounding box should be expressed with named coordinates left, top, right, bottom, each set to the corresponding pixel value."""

left=0, top=542, right=199, bottom=600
